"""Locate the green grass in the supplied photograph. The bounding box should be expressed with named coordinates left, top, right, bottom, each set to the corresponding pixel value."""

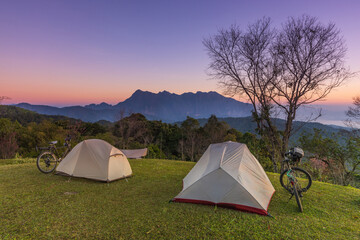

left=0, top=157, right=35, bottom=166
left=0, top=159, right=359, bottom=239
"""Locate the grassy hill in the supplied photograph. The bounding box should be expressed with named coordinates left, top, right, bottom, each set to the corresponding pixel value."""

left=0, top=159, right=359, bottom=239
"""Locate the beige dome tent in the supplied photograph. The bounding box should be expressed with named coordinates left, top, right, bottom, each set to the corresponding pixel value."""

left=173, top=141, right=275, bottom=215
left=56, top=139, right=132, bottom=182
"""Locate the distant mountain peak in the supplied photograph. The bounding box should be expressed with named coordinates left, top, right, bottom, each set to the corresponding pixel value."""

left=17, top=102, right=31, bottom=107
left=130, top=89, right=152, bottom=98
left=133, top=89, right=146, bottom=94
left=85, top=102, right=113, bottom=110
left=158, top=90, right=172, bottom=95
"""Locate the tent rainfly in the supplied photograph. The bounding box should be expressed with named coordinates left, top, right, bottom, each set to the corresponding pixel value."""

left=56, top=139, right=132, bottom=182
left=172, top=141, right=275, bottom=215
left=120, top=148, right=148, bottom=159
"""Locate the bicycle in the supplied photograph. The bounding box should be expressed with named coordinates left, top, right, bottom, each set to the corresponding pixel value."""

left=279, top=147, right=312, bottom=212
left=36, top=136, right=72, bottom=173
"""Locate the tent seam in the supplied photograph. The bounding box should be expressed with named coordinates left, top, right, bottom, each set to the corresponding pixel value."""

left=220, top=145, right=227, bottom=166
left=219, top=168, right=265, bottom=210
left=180, top=168, right=218, bottom=192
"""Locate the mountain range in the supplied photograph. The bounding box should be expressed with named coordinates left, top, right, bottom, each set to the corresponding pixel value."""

left=15, top=90, right=253, bottom=123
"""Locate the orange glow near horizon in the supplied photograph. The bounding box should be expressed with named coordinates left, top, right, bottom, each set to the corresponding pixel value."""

left=3, top=81, right=358, bottom=107
left=2, top=65, right=359, bottom=107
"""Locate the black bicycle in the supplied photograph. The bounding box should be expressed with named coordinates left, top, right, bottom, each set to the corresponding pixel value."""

left=36, top=136, right=72, bottom=173
left=280, top=147, right=312, bottom=212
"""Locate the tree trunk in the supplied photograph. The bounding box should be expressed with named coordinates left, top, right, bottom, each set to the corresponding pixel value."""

left=270, top=150, right=278, bottom=173
left=281, top=110, right=295, bottom=171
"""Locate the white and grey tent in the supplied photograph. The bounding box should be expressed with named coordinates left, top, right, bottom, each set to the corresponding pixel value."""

left=56, top=139, right=132, bottom=182
left=173, top=141, right=275, bottom=215
left=120, top=148, right=148, bottom=159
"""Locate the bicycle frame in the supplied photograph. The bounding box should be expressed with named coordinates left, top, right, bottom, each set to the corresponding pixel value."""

left=286, top=169, right=296, bottom=183
left=54, top=146, right=71, bottom=161
left=37, top=138, right=71, bottom=161
left=36, top=136, right=72, bottom=174
left=282, top=157, right=301, bottom=192
left=280, top=148, right=312, bottom=212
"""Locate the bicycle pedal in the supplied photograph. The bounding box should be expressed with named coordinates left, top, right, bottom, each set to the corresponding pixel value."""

left=288, top=194, right=294, bottom=202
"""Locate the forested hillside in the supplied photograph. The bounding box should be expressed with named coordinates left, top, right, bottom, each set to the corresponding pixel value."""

left=195, top=116, right=347, bottom=143
left=0, top=106, right=272, bottom=168
left=0, top=105, right=79, bottom=125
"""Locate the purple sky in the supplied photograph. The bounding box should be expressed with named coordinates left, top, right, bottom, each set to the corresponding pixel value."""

left=1, top=0, right=359, bottom=106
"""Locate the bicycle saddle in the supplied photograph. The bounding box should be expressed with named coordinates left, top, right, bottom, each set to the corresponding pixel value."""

left=49, top=141, right=58, bottom=145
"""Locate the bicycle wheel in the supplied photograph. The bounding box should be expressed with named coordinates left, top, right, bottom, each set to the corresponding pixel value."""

left=37, top=151, right=58, bottom=173
left=293, top=183, right=303, bottom=212
left=280, top=167, right=312, bottom=193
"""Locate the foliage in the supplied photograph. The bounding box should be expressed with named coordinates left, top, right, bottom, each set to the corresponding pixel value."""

left=0, top=105, right=78, bottom=125
left=17, top=120, right=68, bottom=157
left=299, top=129, right=360, bottom=186
left=180, top=116, right=201, bottom=161
left=238, top=132, right=273, bottom=171
left=0, top=157, right=35, bottom=165
left=203, top=115, right=230, bottom=144
left=0, top=159, right=359, bottom=239
left=0, top=118, right=21, bottom=159
left=0, top=106, right=280, bottom=171
left=147, top=144, right=167, bottom=159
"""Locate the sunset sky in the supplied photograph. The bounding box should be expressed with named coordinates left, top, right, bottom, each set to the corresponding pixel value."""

left=1, top=0, right=359, bottom=107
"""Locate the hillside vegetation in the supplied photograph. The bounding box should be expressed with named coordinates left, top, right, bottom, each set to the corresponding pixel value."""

left=0, top=105, right=78, bottom=125
left=196, top=116, right=346, bottom=144
left=1, top=159, right=359, bottom=239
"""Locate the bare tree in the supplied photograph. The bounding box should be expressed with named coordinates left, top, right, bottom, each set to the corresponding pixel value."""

left=0, top=96, right=11, bottom=117
left=115, top=109, right=129, bottom=148
left=0, top=96, right=10, bottom=105
left=181, top=117, right=200, bottom=161
left=346, top=96, right=360, bottom=131
left=272, top=16, right=351, bottom=160
left=204, top=18, right=282, bottom=171
left=114, top=113, right=149, bottom=149
left=0, top=131, right=18, bottom=159
left=0, top=118, right=18, bottom=159
left=204, top=16, right=352, bottom=172
left=203, top=115, right=230, bottom=144
left=347, top=97, right=360, bottom=119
